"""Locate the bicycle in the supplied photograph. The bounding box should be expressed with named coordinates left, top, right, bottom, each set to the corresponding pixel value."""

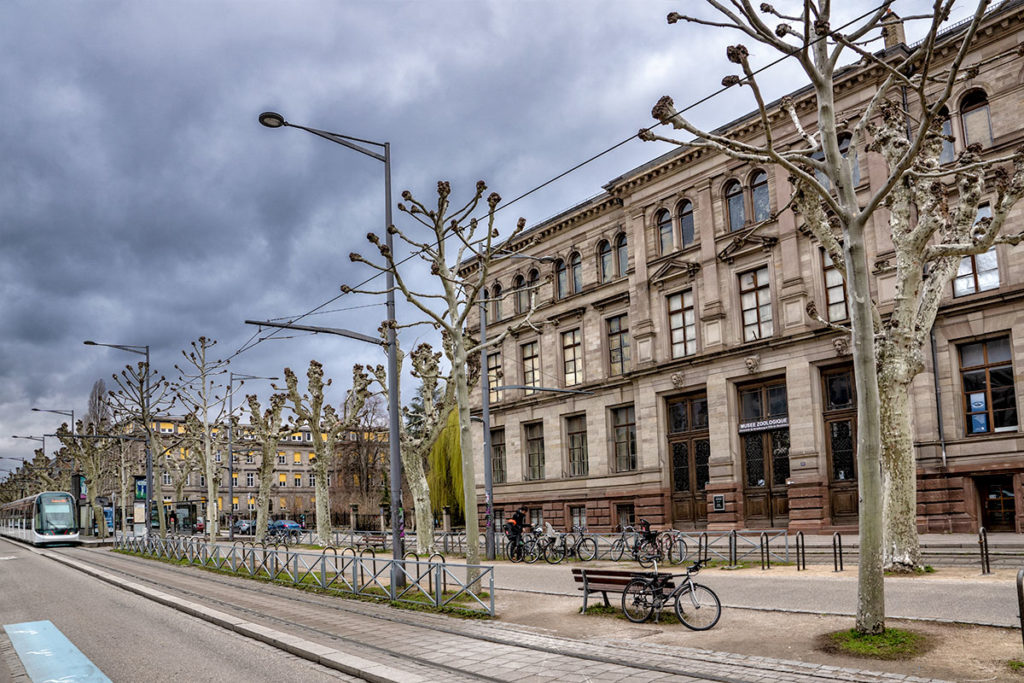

left=658, top=529, right=689, bottom=565
left=543, top=525, right=597, bottom=564
left=630, top=519, right=663, bottom=568
left=609, top=525, right=638, bottom=562
left=621, top=557, right=721, bottom=630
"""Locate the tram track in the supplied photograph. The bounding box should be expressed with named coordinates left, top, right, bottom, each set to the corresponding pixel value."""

left=44, top=545, right=934, bottom=683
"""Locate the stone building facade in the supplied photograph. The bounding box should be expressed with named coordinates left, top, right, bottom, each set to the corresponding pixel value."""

left=470, top=4, right=1024, bottom=534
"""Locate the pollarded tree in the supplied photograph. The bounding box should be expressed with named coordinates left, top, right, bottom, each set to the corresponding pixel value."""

left=280, top=360, right=370, bottom=546
left=348, top=180, right=535, bottom=576
left=245, top=392, right=292, bottom=544
left=645, top=1, right=1024, bottom=632
left=56, top=418, right=115, bottom=538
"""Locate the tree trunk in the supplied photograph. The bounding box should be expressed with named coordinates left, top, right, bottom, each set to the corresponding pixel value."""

left=313, top=460, right=332, bottom=546
left=453, top=343, right=480, bottom=581
left=880, top=371, right=923, bottom=571
left=402, top=447, right=434, bottom=554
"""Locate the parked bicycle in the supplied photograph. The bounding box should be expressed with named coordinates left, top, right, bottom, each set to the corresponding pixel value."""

left=543, top=525, right=597, bottom=564
left=658, top=529, right=689, bottom=566
left=609, top=525, right=638, bottom=562
left=621, top=557, right=721, bottom=630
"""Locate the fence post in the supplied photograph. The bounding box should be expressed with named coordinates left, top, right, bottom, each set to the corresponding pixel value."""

left=350, top=504, right=359, bottom=533
left=979, top=527, right=991, bottom=575
left=698, top=532, right=709, bottom=563
left=728, top=529, right=738, bottom=567
left=832, top=531, right=843, bottom=572
left=795, top=531, right=806, bottom=571
left=760, top=531, right=770, bottom=570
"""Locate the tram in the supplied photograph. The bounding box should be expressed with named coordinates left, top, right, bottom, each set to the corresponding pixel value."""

left=0, top=491, right=80, bottom=546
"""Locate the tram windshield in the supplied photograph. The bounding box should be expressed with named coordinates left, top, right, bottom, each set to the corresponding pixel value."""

left=36, top=494, right=76, bottom=533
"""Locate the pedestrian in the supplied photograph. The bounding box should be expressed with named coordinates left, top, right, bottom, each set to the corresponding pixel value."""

left=169, top=511, right=177, bottom=533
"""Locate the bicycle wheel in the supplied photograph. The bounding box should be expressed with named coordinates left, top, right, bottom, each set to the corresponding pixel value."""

left=668, top=537, right=688, bottom=565
left=609, top=539, right=624, bottom=562
left=506, top=541, right=523, bottom=563
left=674, top=584, right=721, bottom=631
left=637, top=540, right=660, bottom=568
left=523, top=539, right=540, bottom=563
left=544, top=541, right=566, bottom=564
left=576, top=537, right=597, bottom=562
left=621, top=579, right=656, bottom=623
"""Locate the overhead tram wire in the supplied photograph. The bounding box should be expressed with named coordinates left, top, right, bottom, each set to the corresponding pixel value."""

left=229, top=1, right=893, bottom=363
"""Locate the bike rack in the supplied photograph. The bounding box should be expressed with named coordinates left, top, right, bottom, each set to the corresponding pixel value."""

left=832, top=531, right=844, bottom=572
left=979, top=527, right=992, bottom=575
left=427, top=552, right=446, bottom=595
left=759, top=531, right=771, bottom=570
left=795, top=531, right=806, bottom=571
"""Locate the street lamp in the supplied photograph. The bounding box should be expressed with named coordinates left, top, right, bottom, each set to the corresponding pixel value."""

left=84, top=340, right=152, bottom=535
left=259, top=111, right=404, bottom=589
left=11, top=434, right=45, bottom=454
left=32, top=407, right=76, bottom=473
left=227, top=372, right=277, bottom=540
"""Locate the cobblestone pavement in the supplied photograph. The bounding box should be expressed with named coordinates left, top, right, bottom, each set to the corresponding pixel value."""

left=36, top=545, right=955, bottom=683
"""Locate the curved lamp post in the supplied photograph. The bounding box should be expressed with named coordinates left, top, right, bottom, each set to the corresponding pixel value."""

left=259, top=111, right=404, bottom=591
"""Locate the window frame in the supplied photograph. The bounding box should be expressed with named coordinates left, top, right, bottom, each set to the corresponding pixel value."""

left=657, top=208, right=673, bottom=254
left=822, top=250, right=849, bottom=322
left=524, top=421, right=545, bottom=481
left=487, top=351, right=503, bottom=403
left=751, top=170, right=771, bottom=222
left=491, top=428, right=506, bottom=484
left=739, top=265, right=774, bottom=342
left=677, top=200, right=695, bottom=249
left=961, top=89, right=993, bottom=148
left=615, top=232, right=629, bottom=275
left=521, top=341, right=539, bottom=395
left=566, top=414, right=589, bottom=478
left=561, top=328, right=582, bottom=386
left=598, top=240, right=613, bottom=283
left=606, top=314, right=631, bottom=376
left=959, top=336, right=1018, bottom=436
left=725, top=179, right=746, bottom=232
left=667, top=289, right=697, bottom=358
left=611, top=405, right=638, bottom=472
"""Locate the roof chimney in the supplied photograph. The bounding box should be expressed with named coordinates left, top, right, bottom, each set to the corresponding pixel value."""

left=882, top=10, right=906, bottom=49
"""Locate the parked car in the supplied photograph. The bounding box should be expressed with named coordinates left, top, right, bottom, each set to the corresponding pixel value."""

left=232, top=519, right=255, bottom=534
left=195, top=519, right=205, bottom=533
left=268, top=519, right=302, bottom=541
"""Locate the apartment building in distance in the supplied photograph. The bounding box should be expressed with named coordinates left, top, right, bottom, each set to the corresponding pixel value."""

left=470, top=3, right=1024, bottom=535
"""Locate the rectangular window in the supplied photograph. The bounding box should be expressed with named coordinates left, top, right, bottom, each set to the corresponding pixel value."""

left=668, top=290, right=696, bottom=358
left=569, top=505, right=587, bottom=531
left=607, top=315, right=631, bottom=375
left=278, top=473, right=286, bottom=485
left=525, top=422, right=545, bottom=480
left=823, top=251, right=849, bottom=322
left=214, top=451, right=221, bottom=463
left=740, top=266, right=773, bottom=341
left=279, top=497, right=287, bottom=510
left=960, top=337, right=1017, bottom=435
left=612, top=405, right=637, bottom=472
left=277, top=452, right=285, bottom=465
left=162, top=473, right=171, bottom=485
left=521, top=342, right=539, bottom=396
left=487, top=352, right=503, bottom=403
left=293, top=452, right=302, bottom=464
left=954, top=206, right=998, bottom=297
left=491, top=428, right=506, bottom=485
left=246, top=472, right=254, bottom=487
left=823, top=367, right=857, bottom=482
left=293, top=474, right=301, bottom=487
left=529, top=508, right=543, bottom=528
left=248, top=498, right=255, bottom=511
left=566, top=414, right=589, bottom=477
left=308, top=473, right=315, bottom=487
left=562, top=329, right=582, bottom=386
left=617, top=503, right=635, bottom=530
left=200, top=474, right=206, bottom=487
left=232, top=497, right=239, bottom=511
left=245, top=453, right=254, bottom=464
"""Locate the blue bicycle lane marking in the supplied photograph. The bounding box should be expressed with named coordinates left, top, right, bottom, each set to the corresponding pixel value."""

left=4, top=620, right=111, bottom=682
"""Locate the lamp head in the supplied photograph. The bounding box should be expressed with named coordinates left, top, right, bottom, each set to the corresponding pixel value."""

left=259, top=112, right=287, bottom=129
left=83, top=340, right=96, bottom=346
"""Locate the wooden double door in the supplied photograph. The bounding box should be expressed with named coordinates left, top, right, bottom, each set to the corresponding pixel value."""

left=668, top=395, right=709, bottom=528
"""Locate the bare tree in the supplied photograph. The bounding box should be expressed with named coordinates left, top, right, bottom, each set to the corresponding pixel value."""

left=348, top=180, right=535, bottom=574
left=245, top=392, right=291, bottom=543
left=280, top=361, right=370, bottom=546
left=645, top=0, right=1024, bottom=632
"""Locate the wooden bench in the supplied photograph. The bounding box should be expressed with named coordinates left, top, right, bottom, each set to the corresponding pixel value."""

left=355, top=534, right=387, bottom=551
left=571, top=567, right=675, bottom=612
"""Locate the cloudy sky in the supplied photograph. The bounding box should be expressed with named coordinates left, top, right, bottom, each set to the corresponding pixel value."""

left=2, top=0, right=957, bottom=474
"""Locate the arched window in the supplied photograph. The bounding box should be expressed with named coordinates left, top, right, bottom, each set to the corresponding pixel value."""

left=837, top=136, right=860, bottom=186
left=657, top=209, right=673, bottom=254
left=677, top=200, right=694, bottom=248
left=961, top=89, right=992, bottom=148
left=569, top=253, right=582, bottom=294
left=615, top=233, right=628, bottom=276
left=751, top=171, right=770, bottom=222
left=555, top=259, right=568, bottom=299
left=513, top=274, right=528, bottom=314
left=938, top=106, right=955, bottom=164
left=491, top=283, right=503, bottom=321
left=725, top=180, right=745, bottom=231
left=598, top=240, right=613, bottom=283
left=527, top=268, right=540, bottom=296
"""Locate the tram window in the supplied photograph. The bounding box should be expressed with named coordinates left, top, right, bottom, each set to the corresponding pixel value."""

left=38, top=494, right=75, bottom=531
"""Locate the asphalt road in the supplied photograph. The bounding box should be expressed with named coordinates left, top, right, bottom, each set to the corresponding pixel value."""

left=491, top=560, right=1020, bottom=627
left=0, top=538, right=356, bottom=683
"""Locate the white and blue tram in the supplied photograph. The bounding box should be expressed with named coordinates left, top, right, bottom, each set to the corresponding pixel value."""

left=0, top=492, right=80, bottom=546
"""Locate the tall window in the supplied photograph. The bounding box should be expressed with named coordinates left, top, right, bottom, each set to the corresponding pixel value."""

left=616, top=503, right=635, bottom=530
left=569, top=253, right=582, bottom=294
left=823, top=251, right=848, bottom=322
left=677, top=200, right=695, bottom=248
left=740, top=266, right=773, bottom=341
left=566, top=414, right=589, bottom=477
left=513, top=274, right=528, bottom=313
left=294, top=473, right=301, bottom=488
left=612, top=405, right=637, bottom=472
left=615, top=233, right=628, bottom=275
left=487, top=352, right=503, bottom=403
left=562, top=329, right=582, bottom=386
left=598, top=240, right=613, bottom=283
left=555, top=259, right=568, bottom=298
left=491, top=428, right=506, bottom=484
left=525, top=422, right=545, bottom=480
left=491, top=283, right=503, bottom=321
left=961, top=90, right=993, bottom=148
left=823, top=367, right=856, bottom=482
left=668, top=290, right=696, bottom=358
left=751, top=171, right=770, bottom=222
left=481, top=287, right=489, bottom=325
left=939, top=107, right=955, bottom=164
left=527, top=268, right=539, bottom=303
left=308, top=473, right=315, bottom=487
left=521, top=341, right=539, bottom=395
left=955, top=205, right=998, bottom=297
left=960, top=337, right=1017, bottom=435
left=570, top=505, right=587, bottom=531
left=246, top=472, right=254, bottom=487
left=669, top=394, right=710, bottom=497
left=657, top=209, right=673, bottom=253
left=725, top=180, right=745, bottom=231
left=607, top=314, right=631, bottom=375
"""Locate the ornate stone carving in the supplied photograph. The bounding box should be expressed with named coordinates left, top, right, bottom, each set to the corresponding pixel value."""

left=671, top=372, right=684, bottom=387
left=833, top=336, right=850, bottom=356
left=744, top=354, right=760, bottom=373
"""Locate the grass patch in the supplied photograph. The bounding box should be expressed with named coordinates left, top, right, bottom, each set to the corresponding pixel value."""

left=820, top=628, right=931, bottom=660
left=579, top=602, right=683, bottom=624
left=1008, top=659, right=1024, bottom=673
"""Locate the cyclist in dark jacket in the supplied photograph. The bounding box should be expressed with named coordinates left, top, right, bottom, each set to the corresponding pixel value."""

left=505, top=505, right=530, bottom=548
